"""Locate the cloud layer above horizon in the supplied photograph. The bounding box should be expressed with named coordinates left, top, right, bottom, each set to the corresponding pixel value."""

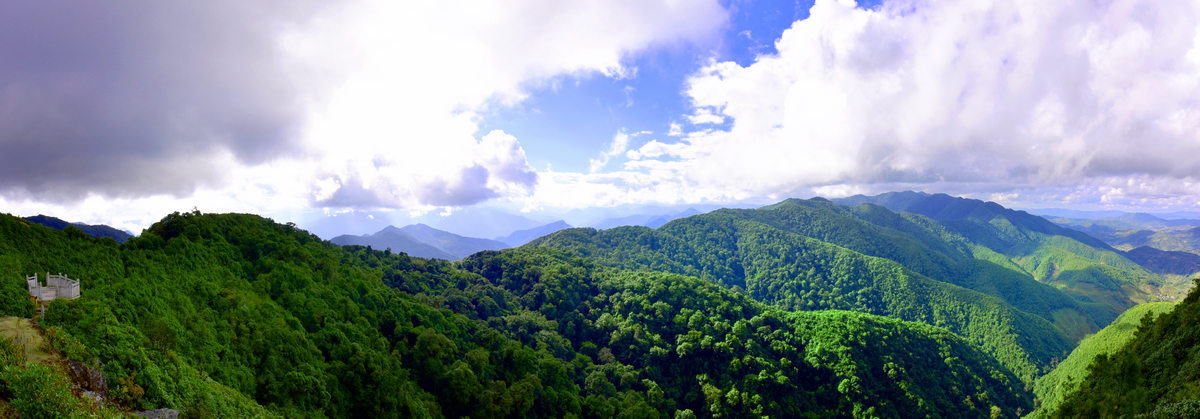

left=0, top=0, right=726, bottom=217
left=557, top=0, right=1200, bottom=210
left=2, top=0, right=1199, bottom=230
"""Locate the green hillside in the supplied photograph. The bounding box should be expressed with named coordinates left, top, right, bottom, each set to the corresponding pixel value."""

left=528, top=202, right=1079, bottom=382
left=834, top=192, right=1158, bottom=311
left=1049, top=279, right=1200, bottom=418
left=1027, top=302, right=1176, bottom=418
left=738, top=199, right=1123, bottom=338
left=0, top=211, right=1033, bottom=418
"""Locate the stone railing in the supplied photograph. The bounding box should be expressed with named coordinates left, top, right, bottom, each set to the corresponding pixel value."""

left=26, top=273, right=80, bottom=302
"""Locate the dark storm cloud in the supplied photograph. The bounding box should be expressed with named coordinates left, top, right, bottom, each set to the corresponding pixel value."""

left=0, top=0, right=326, bottom=202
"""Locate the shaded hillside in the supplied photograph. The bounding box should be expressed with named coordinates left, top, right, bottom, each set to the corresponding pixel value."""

left=0, top=211, right=1033, bottom=418
left=24, top=214, right=133, bottom=243
left=529, top=201, right=1084, bottom=382
left=330, top=226, right=457, bottom=260
left=1028, top=302, right=1177, bottom=419
left=400, top=223, right=508, bottom=258
left=1124, top=246, right=1200, bottom=277
left=1050, top=280, right=1200, bottom=418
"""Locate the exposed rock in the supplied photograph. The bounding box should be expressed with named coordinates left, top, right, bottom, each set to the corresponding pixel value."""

left=134, top=408, right=179, bottom=419
left=66, top=359, right=108, bottom=397
left=81, top=390, right=104, bottom=410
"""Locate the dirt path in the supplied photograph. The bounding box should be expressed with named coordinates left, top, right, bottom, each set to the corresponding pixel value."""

left=0, top=316, right=57, bottom=366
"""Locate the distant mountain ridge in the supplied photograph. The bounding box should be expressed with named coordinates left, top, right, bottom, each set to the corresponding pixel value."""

left=400, top=223, right=508, bottom=259
left=833, top=191, right=1116, bottom=251
left=302, top=207, right=547, bottom=241
left=499, top=220, right=572, bottom=247
left=332, top=224, right=511, bottom=260
left=330, top=227, right=456, bottom=260
left=23, top=215, right=133, bottom=243
left=1052, top=213, right=1200, bottom=261
left=589, top=207, right=704, bottom=230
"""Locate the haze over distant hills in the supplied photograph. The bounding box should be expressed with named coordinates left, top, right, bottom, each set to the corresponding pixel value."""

left=330, top=226, right=457, bottom=260
left=331, top=224, right=509, bottom=261
left=302, top=207, right=548, bottom=242
left=498, top=220, right=572, bottom=247
left=399, top=224, right=508, bottom=258
left=302, top=204, right=746, bottom=249
left=1050, top=212, right=1200, bottom=256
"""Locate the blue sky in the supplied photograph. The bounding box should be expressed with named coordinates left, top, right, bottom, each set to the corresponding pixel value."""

left=1, top=0, right=1199, bottom=232
left=481, top=0, right=849, bottom=174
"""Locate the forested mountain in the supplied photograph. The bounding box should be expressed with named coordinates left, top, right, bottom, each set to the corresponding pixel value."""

left=832, top=192, right=1174, bottom=309
left=330, top=225, right=457, bottom=260
left=528, top=197, right=1163, bottom=382
left=1028, top=302, right=1177, bottom=418
left=400, top=223, right=509, bottom=258
left=24, top=214, right=133, bottom=243
left=0, top=211, right=1034, bottom=418
left=1048, top=279, right=1200, bottom=418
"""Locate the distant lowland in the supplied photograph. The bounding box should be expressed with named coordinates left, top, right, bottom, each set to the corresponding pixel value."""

left=2, top=192, right=1198, bottom=418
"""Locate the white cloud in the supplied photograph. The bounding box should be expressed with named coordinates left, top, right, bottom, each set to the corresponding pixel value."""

left=0, top=0, right=729, bottom=229
left=667, top=122, right=685, bottom=136
left=590, top=131, right=635, bottom=173
left=617, top=0, right=1200, bottom=209
left=291, top=0, right=728, bottom=209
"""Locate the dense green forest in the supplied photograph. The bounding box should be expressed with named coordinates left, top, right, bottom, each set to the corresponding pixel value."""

left=833, top=192, right=1166, bottom=309
left=0, top=211, right=1034, bottom=418
left=1048, top=279, right=1200, bottom=418
left=528, top=198, right=1147, bottom=382
left=1028, top=302, right=1176, bottom=418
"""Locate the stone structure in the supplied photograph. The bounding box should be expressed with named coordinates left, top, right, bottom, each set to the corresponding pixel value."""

left=26, top=273, right=80, bottom=302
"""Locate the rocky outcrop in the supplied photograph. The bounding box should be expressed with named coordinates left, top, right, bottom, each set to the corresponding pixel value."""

left=66, top=359, right=107, bottom=397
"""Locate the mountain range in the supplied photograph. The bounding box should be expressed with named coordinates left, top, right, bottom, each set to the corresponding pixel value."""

left=497, top=220, right=572, bottom=247
left=330, top=224, right=509, bottom=261
left=3, top=192, right=1199, bottom=418
left=0, top=208, right=1036, bottom=418
left=22, top=214, right=134, bottom=243
left=1051, top=212, right=1200, bottom=257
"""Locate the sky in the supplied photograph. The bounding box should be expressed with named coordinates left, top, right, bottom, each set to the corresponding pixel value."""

left=2, top=0, right=1200, bottom=233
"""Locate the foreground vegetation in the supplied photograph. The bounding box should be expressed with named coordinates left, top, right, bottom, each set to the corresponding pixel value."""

left=1028, top=302, right=1176, bottom=418
left=1048, top=278, right=1200, bottom=418
left=0, top=211, right=1033, bottom=418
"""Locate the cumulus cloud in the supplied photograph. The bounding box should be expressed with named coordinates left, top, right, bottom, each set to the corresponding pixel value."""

left=0, top=0, right=729, bottom=212
left=590, top=130, right=652, bottom=173
left=283, top=0, right=728, bottom=209
left=621, top=0, right=1200, bottom=208
left=312, top=130, right=537, bottom=208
